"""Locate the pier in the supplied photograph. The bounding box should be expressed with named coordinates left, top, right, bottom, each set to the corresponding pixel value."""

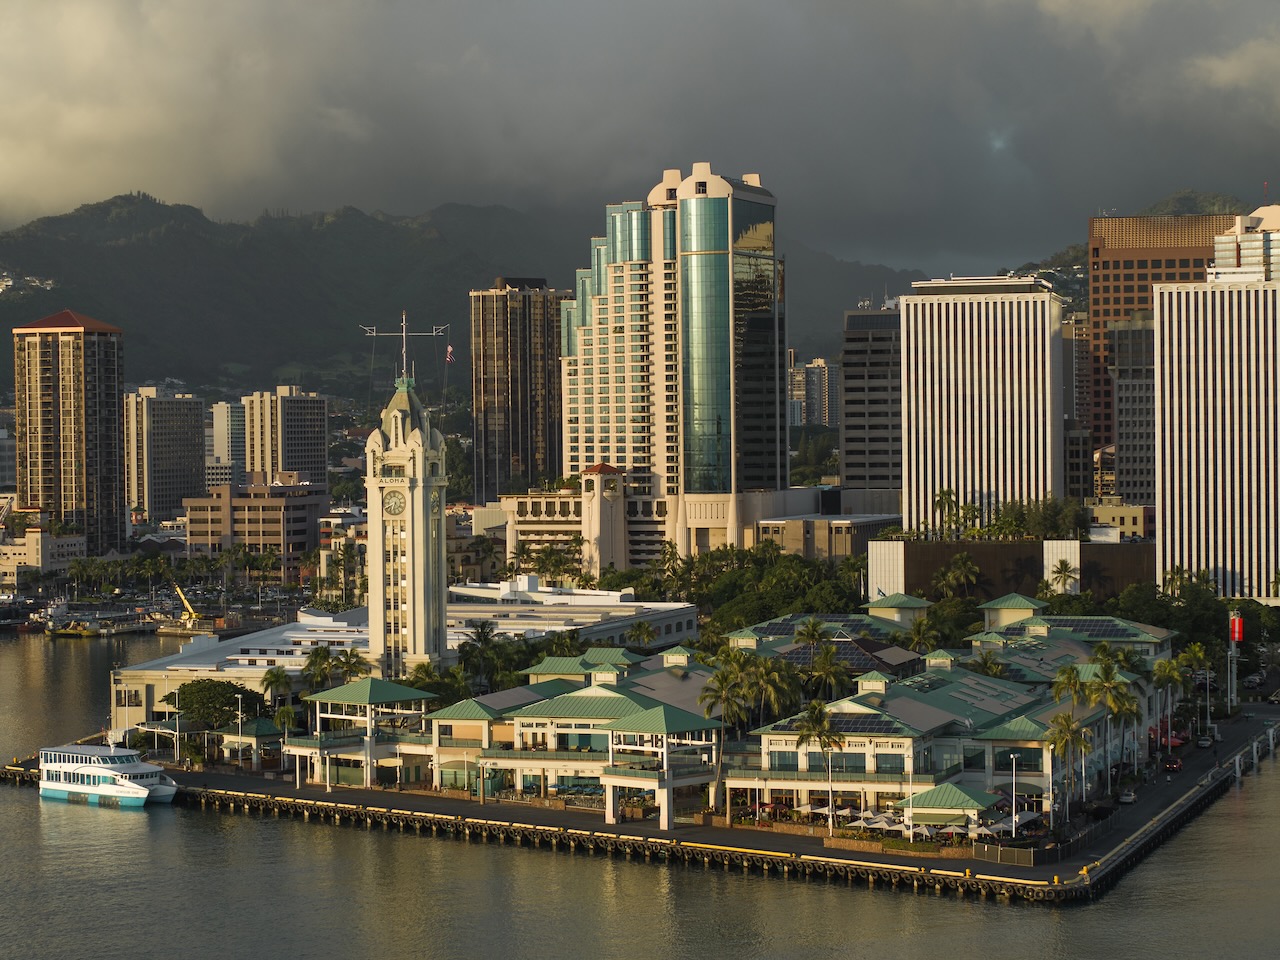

left=8, top=715, right=1275, bottom=904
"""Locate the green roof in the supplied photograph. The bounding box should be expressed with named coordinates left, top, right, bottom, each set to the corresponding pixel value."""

left=864, top=593, right=932, bottom=609
left=973, top=715, right=1048, bottom=741
left=511, top=686, right=662, bottom=720
left=304, top=677, right=436, bottom=706
left=521, top=656, right=591, bottom=675
left=598, top=705, right=719, bottom=735
left=978, top=593, right=1048, bottom=610
left=898, top=782, right=1002, bottom=811
left=925, top=649, right=958, bottom=661
left=588, top=662, right=624, bottom=674
left=215, top=716, right=283, bottom=737
left=425, top=698, right=504, bottom=721
left=858, top=670, right=895, bottom=683
left=661, top=645, right=698, bottom=657
left=583, top=647, right=645, bottom=665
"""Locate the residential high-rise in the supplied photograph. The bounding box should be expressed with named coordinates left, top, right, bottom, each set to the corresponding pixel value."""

left=558, top=163, right=788, bottom=570
left=788, top=356, right=839, bottom=427
left=899, top=277, right=1065, bottom=531
left=1087, top=215, right=1234, bottom=489
left=13, top=309, right=124, bottom=554
left=124, top=387, right=205, bottom=523
left=839, top=309, right=901, bottom=495
left=242, top=386, right=328, bottom=489
left=1156, top=208, right=1280, bottom=597
left=365, top=375, right=449, bottom=676
left=470, top=277, right=567, bottom=503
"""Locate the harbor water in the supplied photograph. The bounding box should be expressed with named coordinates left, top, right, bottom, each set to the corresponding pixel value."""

left=1, top=630, right=1276, bottom=960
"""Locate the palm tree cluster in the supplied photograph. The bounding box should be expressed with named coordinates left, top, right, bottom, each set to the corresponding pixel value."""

left=881, top=494, right=1091, bottom=543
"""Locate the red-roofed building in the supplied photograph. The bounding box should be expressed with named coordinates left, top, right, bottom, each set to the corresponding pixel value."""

left=13, top=309, right=125, bottom=554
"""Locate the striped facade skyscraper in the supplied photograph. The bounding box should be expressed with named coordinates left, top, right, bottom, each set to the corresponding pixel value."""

left=1155, top=207, right=1280, bottom=598
left=899, top=277, right=1066, bottom=531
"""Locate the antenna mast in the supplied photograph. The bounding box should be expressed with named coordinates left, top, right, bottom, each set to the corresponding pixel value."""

left=360, top=311, right=449, bottom=381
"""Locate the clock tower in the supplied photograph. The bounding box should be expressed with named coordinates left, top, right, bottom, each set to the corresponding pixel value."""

left=365, top=375, right=449, bottom=676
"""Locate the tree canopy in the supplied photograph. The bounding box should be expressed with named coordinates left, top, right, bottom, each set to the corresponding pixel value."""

left=161, top=679, right=264, bottom=730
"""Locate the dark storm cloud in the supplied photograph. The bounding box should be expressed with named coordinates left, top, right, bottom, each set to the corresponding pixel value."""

left=1, top=0, right=1275, bottom=273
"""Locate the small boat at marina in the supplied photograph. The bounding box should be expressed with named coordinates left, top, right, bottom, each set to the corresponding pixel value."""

left=38, top=744, right=178, bottom=807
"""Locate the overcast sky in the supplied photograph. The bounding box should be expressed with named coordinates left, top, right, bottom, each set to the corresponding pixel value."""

left=1, top=0, right=1275, bottom=273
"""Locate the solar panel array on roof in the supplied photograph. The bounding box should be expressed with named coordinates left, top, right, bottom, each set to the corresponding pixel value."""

left=749, top=614, right=899, bottom=641
left=776, top=715, right=905, bottom=735
left=780, top=641, right=883, bottom=672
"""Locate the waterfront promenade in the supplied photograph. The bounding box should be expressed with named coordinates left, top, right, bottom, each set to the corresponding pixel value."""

left=9, top=706, right=1276, bottom=902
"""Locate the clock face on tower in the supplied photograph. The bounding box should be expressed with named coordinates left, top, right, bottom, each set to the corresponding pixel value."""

left=383, top=489, right=406, bottom=516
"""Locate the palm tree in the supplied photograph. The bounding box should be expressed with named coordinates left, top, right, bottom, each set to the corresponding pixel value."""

left=1179, top=641, right=1212, bottom=735
left=627, top=620, right=657, bottom=648
left=698, top=657, right=749, bottom=816
left=302, top=645, right=334, bottom=691
left=274, top=703, right=297, bottom=768
left=897, top=616, right=939, bottom=654
left=743, top=655, right=800, bottom=727
left=260, top=665, right=292, bottom=709
left=459, top=620, right=503, bottom=692
left=1051, top=664, right=1084, bottom=709
left=793, top=700, right=843, bottom=837
left=333, top=648, right=372, bottom=683
left=1050, top=558, right=1079, bottom=594
left=948, top=552, right=980, bottom=598
left=805, top=643, right=850, bottom=702
left=406, top=660, right=441, bottom=692
left=1152, top=657, right=1184, bottom=753
left=967, top=650, right=1006, bottom=678
left=932, top=488, right=958, bottom=540
left=1112, top=688, right=1142, bottom=774
left=794, top=617, right=832, bottom=651
left=1086, top=660, right=1129, bottom=794
left=1045, top=710, right=1092, bottom=811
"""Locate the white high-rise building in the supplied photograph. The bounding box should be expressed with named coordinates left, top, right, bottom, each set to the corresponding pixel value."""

left=364, top=375, right=449, bottom=676
left=899, top=277, right=1066, bottom=531
left=1155, top=207, right=1280, bottom=598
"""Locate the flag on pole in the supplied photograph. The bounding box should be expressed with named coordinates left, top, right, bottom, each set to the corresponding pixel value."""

left=446, top=344, right=455, bottom=364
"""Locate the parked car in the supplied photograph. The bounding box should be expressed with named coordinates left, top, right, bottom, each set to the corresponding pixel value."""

left=1197, top=736, right=1214, bottom=748
left=1164, top=757, right=1183, bottom=772
left=1118, top=789, right=1137, bottom=804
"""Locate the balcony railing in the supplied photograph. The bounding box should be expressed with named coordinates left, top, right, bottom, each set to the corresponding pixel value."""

left=481, top=748, right=608, bottom=762
left=437, top=737, right=483, bottom=749
left=726, top=762, right=962, bottom=784
left=382, top=731, right=434, bottom=746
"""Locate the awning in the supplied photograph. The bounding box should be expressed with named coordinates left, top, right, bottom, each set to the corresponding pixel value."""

left=908, top=813, right=969, bottom=826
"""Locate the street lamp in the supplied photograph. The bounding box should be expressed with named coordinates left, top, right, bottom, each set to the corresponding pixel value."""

left=235, top=693, right=244, bottom=769
left=1010, top=752, right=1018, bottom=840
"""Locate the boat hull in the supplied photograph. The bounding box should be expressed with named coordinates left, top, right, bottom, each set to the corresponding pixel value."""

left=39, top=786, right=150, bottom=808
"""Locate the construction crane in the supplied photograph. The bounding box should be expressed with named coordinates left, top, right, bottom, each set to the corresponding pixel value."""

left=174, top=584, right=200, bottom=625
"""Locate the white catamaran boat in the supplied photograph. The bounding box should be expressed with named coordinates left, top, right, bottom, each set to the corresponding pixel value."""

left=39, top=744, right=179, bottom=807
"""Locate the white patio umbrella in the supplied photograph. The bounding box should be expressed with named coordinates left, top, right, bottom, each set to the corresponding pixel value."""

left=908, top=824, right=937, bottom=838
left=938, top=823, right=969, bottom=836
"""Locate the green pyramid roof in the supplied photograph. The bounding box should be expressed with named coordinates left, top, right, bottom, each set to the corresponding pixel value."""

left=858, top=670, right=895, bottom=683
left=661, top=645, right=698, bottom=657
left=597, top=704, right=719, bottom=735
left=973, top=715, right=1047, bottom=741
left=304, top=677, right=436, bottom=706
left=215, top=716, right=284, bottom=737
left=864, top=593, right=932, bottom=609
left=898, top=782, right=1003, bottom=810
left=425, top=698, right=504, bottom=721
left=978, top=593, right=1047, bottom=610
left=583, top=647, right=645, bottom=665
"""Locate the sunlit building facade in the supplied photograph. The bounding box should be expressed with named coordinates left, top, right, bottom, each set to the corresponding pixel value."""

left=558, top=163, right=789, bottom=570
left=1155, top=208, right=1280, bottom=598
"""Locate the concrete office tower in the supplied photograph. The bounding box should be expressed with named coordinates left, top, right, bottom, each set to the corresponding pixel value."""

left=124, top=387, right=205, bottom=523
left=242, top=386, right=328, bottom=488
left=470, top=277, right=567, bottom=504
left=840, top=309, right=901, bottom=505
left=1156, top=208, right=1280, bottom=598
left=1087, top=215, right=1235, bottom=475
left=365, top=375, right=449, bottom=676
left=13, top=309, right=125, bottom=554
left=560, top=163, right=788, bottom=567
left=899, top=277, right=1066, bottom=532
left=1108, top=313, right=1156, bottom=506
left=211, top=401, right=246, bottom=467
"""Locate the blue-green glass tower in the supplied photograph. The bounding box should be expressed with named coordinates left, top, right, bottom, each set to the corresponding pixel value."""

left=561, top=163, right=787, bottom=569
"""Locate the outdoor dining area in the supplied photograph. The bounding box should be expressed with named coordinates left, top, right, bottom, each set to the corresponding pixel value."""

left=740, top=782, right=1049, bottom=844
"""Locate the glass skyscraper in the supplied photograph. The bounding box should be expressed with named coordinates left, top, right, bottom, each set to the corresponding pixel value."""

left=560, top=163, right=787, bottom=569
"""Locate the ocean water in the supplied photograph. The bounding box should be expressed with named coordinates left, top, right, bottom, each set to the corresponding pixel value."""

left=1, top=631, right=1274, bottom=960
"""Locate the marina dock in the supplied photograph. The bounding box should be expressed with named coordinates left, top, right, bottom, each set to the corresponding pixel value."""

left=8, top=713, right=1275, bottom=904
